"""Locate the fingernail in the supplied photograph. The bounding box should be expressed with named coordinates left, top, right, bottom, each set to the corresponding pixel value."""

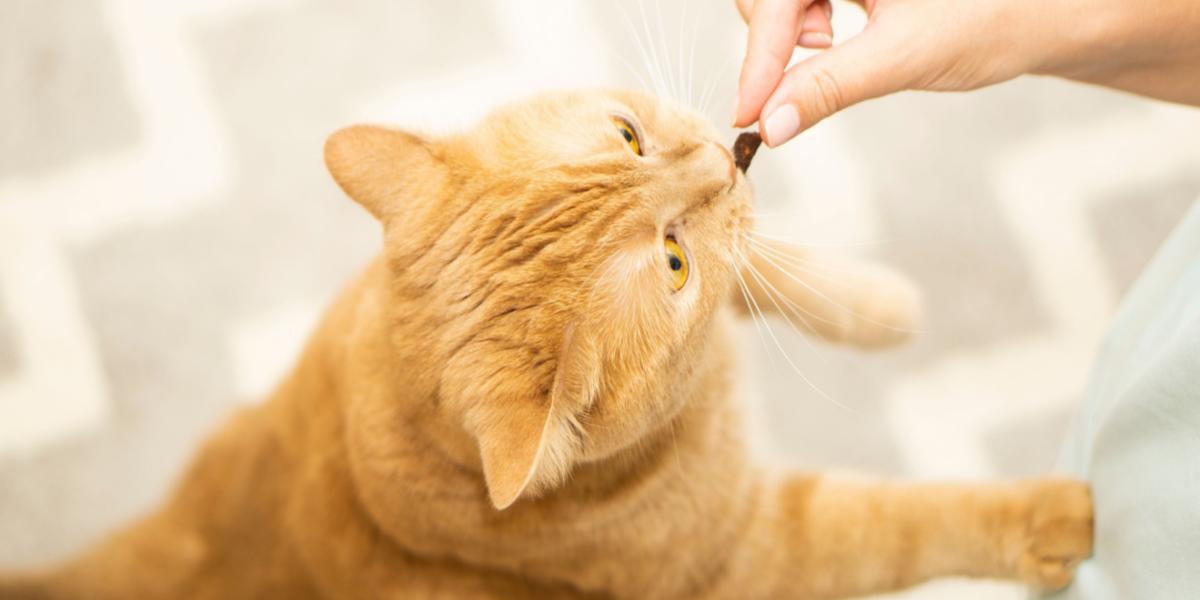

left=798, top=32, right=833, bottom=48
left=731, top=91, right=741, bottom=126
left=763, top=104, right=800, bottom=147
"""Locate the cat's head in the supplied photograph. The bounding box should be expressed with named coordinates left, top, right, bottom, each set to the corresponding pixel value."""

left=326, top=90, right=752, bottom=509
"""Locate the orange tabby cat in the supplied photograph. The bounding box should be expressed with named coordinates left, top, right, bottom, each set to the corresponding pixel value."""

left=0, top=90, right=1091, bottom=599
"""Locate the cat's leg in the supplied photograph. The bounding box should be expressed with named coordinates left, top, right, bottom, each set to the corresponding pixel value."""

left=0, top=514, right=214, bottom=600
left=0, top=571, right=53, bottom=600
left=706, top=474, right=1093, bottom=599
left=733, top=238, right=920, bottom=349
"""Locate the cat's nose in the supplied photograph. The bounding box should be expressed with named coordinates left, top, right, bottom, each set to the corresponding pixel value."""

left=708, top=140, right=737, bottom=183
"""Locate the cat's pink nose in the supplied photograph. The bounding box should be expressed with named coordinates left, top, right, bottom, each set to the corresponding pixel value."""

left=709, top=140, right=737, bottom=183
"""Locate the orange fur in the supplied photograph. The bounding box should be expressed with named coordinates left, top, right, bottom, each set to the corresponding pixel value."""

left=0, top=90, right=1091, bottom=599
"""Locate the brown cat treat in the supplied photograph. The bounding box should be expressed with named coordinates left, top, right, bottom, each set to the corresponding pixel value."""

left=733, top=131, right=762, bottom=172
left=0, top=90, right=1092, bottom=600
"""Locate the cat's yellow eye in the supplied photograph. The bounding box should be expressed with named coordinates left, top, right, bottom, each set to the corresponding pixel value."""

left=611, top=115, right=642, bottom=156
left=664, top=236, right=689, bottom=290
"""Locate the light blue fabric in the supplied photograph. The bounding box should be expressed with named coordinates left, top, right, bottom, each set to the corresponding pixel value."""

left=1046, top=199, right=1200, bottom=599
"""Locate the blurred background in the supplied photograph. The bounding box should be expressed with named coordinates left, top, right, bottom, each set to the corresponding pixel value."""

left=2, top=0, right=1199, bottom=597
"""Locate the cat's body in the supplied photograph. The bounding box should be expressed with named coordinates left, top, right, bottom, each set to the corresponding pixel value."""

left=0, top=90, right=1091, bottom=599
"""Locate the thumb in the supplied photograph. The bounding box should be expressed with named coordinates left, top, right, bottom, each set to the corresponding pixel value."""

left=758, top=26, right=912, bottom=146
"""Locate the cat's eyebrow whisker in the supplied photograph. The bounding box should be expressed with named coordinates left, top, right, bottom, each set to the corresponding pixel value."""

left=697, top=57, right=735, bottom=116
left=619, top=2, right=666, bottom=98
left=732, top=254, right=853, bottom=412
left=608, top=47, right=655, bottom=96
left=654, top=0, right=679, bottom=103
left=686, top=21, right=698, bottom=108
left=676, top=0, right=687, bottom=106
left=747, top=240, right=923, bottom=335
left=637, top=0, right=670, bottom=101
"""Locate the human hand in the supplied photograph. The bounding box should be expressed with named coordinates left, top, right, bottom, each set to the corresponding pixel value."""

left=734, top=0, right=1200, bottom=147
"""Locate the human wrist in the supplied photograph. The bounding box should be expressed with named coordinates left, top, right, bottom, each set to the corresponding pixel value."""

left=1031, top=0, right=1200, bottom=105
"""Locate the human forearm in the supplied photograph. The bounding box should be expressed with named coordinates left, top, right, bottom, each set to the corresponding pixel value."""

left=1035, top=0, right=1200, bottom=106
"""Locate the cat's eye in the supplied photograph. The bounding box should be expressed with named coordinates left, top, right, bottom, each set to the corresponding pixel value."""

left=611, top=115, right=642, bottom=156
left=664, top=236, right=689, bottom=290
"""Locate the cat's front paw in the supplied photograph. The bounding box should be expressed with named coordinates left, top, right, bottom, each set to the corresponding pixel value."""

left=1015, top=478, right=1094, bottom=590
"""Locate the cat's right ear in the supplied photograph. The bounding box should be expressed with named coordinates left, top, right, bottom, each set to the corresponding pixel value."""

left=323, top=125, right=446, bottom=222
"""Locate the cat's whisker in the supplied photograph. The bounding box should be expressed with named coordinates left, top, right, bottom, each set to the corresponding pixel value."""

left=731, top=256, right=778, bottom=366
left=619, top=2, right=666, bottom=98
left=676, top=0, right=687, bottom=106
left=738, top=249, right=843, bottom=333
left=748, top=241, right=923, bottom=335
left=695, top=62, right=713, bottom=112
left=746, top=238, right=907, bottom=296
left=745, top=238, right=865, bottom=283
left=736, top=253, right=836, bottom=375
left=746, top=237, right=894, bottom=279
left=747, top=237, right=871, bottom=294
left=637, top=0, right=670, bottom=100
left=747, top=229, right=893, bottom=249
left=686, top=22, right=698, bottom=108
left=653, top=0, right=679, bottom=103
left=607, top=46, right=655, bottom=96
left=697, top=57, right=736, bottom=116
left=732, top=254, right=853, bottom=411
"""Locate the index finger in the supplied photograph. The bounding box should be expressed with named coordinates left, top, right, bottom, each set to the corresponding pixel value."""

left=735, top=0, right=811, bottom=127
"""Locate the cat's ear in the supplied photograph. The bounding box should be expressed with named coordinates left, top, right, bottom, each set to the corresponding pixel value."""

left=469, top=324, right=599, bottom=510
left=323, top=125, right=445, bottom=221
left=471, top=398, right=578, bottom=510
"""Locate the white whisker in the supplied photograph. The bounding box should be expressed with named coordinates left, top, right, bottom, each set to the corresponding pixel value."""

left=676, top=0, right=686, bottom=105
left=745, top=238, right=862, bottom=284
left=637, top=0, right=669, bottom=99
left=747, top=229, right=893, bottom=248
left=733, top=253, right=854, bottom=411
left=607, top=46, right=655, bottom=95
left=654, top=0, right=677, bottom=102
left=747, top=240, right=922, bottom=334
left=731, top=256, right=777, bottom=365
left=697, top=57, right=736, bottom=116
left=740, top=248, right=843, bottom=332
left=686, top=22, right=698, bottom=108
left=619, top=2, right=665, bottom=97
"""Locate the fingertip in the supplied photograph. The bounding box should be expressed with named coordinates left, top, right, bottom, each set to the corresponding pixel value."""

left=761, top=103, right=801, bottom=147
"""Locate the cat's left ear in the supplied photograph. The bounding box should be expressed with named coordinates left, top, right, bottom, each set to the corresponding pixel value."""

left=459, top=324, right=600, bottom=510
left=323, top=125, right=445, bottom=221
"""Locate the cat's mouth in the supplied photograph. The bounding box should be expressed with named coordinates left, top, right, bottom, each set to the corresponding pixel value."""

left=733, top=132, right=762, bottom=173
